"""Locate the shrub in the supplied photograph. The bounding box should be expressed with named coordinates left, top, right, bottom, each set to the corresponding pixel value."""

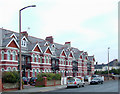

left=47, top=73, right=55, bottom=80
left=36, top=74, right=43, bottom=81
left=37, top=73, right=61, bottom=81
left=2, top=71, right=20, bottom=83
left=54, top=73, right=61, bottom=80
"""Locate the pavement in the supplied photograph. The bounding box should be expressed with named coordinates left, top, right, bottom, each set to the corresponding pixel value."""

left=3, top=82, right=90, bottom=93
left=5, top=85, right=67, bottom=93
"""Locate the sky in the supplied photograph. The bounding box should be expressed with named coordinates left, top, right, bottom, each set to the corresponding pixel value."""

left=0, top=0, right=119, bottom=64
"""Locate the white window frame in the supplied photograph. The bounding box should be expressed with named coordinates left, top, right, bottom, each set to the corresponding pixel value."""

left=27, top=57, right=30, bottom=63
left=44, top=69, right=47, bottom=73
left=40, top=56, right=42, bottom=63
left=32, top=69, right=35, bottom=77
left=21, top=40, right=27, bottom=47
left=36, top=55, right=39, bottom=62
left=12, top=51, right=16, bottom=61
left=32, top=54, right=35, bottom=62
left=36, top=69, right=39, bottom=74
left=1, top=68, right=4, bottom=72
left=28, top=69, right=30, bottom=78
left=48, top=69, right=51, bottom=73
left=56, top=70, right=58, bottom=74
left=44, top=56, right=47, bottom=63
left=7, top=50, right=11, bottom=60
left=40, top=69, right=43, bottom=73
left=1, top=51, right=4, bottom=60
left=68, top=60, right=69, bottom=65
left=48, top=56, right=49, bottom=63
left=62, top=59, right=64, bottom=65
left=7, top=67, right=11, bottom=71
left=65, top=60, right=66, bottom=65
left=13, top=67, right=16, bottom=71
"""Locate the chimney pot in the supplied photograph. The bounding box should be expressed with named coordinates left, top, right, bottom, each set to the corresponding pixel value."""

left=65, top=42, right=71, bottom=48
left=45, top=36, right=53, bottom=43
left=21, top=31, right=28, bottom=37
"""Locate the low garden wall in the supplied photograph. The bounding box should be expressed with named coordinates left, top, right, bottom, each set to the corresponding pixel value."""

left=36, top=73, right=61, bottom=87
left=47, top=80, right=61, bottom=86
left=35, top=77, right=61, bottom=87
left=2, top=71, right=20, bottom=91
left=2, top=82, right=19, bottom=91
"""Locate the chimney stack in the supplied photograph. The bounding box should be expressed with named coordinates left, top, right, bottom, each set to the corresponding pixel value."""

left=65, top=42, right=71, bottom=48
left=21, top=31, right=28, bottom=37
left=45, top=36, right=53, bottom=43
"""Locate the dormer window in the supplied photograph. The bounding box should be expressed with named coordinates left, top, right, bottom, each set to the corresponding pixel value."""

left=51, top=44, right=56, bottom=51
left=44, top=42, right=48, bottom=46
left=21, top=36, right=28, bottom=47
left=21, top=40, right=26, bottom=47
left=10, top=33, right=17, bottom=39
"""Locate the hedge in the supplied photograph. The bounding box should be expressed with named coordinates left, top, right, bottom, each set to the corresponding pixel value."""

left=2, top=71, right=20, bottom=83
left=37, top=73, right=61, bottom=81
left=95, top=68, right=120, bottom=75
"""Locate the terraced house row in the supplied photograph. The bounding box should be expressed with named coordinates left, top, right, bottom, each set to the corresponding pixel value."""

left=0, top=28, right=95, bottom=78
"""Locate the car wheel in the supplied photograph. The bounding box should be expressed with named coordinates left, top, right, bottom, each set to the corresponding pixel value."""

left=101, top=82, right=103, bottom=84
left=82, top=85, right=84, bottom=87
left=77, top=84, right=80, bottom=88
left=67, top=86, right=70, bottom=88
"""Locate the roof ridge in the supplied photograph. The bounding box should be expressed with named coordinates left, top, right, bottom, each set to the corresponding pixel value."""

left=28, top=35, right=45, bottom=41
left=1, top=28, right=19, bottom=34
left=3, top=37, right=13, bottom=40
left=54, top=42, right=65, bottom=46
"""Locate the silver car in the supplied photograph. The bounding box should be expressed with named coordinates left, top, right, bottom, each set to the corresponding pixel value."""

left=67, top=77, right=85, bottom=88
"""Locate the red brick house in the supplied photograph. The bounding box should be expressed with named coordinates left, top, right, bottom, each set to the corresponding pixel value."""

left=0, top=28, right=95, bottom=79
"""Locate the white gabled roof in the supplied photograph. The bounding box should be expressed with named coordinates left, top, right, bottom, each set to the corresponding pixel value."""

left=6, top=38, right=19, bottom=48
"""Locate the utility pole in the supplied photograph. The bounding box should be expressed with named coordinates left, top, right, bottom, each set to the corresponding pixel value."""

left=19, top=5, right=36, bottom=90
left=108, top=47, right=110, bottom=80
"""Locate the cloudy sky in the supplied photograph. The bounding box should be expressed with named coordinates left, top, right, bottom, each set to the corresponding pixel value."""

left=0, top=0, right=118, bottom=64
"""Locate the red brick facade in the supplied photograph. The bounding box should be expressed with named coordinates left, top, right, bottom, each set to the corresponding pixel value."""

left=0, top=28, right=95, bottom=80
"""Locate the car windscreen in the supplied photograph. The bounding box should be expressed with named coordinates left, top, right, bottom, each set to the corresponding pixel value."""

left=92, top=75, right=97, bottom=77
left=68, top=78, right=75, bottom=82
left=85, top=76, right=88, bottom=78
left=22, top=77, right=27, bottom=80
left=92, top=78, right=99, bottom=80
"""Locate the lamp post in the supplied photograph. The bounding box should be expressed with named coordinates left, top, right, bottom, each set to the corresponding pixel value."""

left=19, top=5, right=36, bottom=90
left=108, top=47, right=110, bottom=80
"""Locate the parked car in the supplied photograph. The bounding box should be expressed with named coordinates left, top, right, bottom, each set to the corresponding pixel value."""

left=29, top=77, right=37, bottom=85
left=84, top=75, right=90, bottom=81
left=22, top=77, right=29, bottom=85
left=27, top=78, right=31, bottom=84
left=91, top=75, right=100, bottom=80
left=67, top=77, right=85, bottom=88
left=90, top=77, right=103, bottom=85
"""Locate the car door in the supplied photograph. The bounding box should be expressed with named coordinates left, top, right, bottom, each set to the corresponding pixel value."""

left=77, top=78, right=82, bottom=85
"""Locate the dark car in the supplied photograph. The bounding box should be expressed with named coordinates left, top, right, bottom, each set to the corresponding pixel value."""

left=29, top=77, right=37, bottom=85
left=90, top=77, right=103, bottom=85
left=84, top=75, right=90, bottom=81
left=22, top=77, right=29, bottom=85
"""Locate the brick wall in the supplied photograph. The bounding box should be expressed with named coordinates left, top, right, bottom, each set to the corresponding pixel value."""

left=0, top=76, right=1, bottom=91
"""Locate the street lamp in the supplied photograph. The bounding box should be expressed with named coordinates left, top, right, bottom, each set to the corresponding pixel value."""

left=19, top=5, right=36, bottom=90
left=108, top=47, right=110, bottom=80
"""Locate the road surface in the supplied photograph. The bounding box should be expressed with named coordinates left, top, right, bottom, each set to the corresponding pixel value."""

left=51, top=80, right=119, bottom=92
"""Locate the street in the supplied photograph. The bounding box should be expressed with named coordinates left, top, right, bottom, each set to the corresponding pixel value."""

left=50, top=80, right=119, bottom=92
